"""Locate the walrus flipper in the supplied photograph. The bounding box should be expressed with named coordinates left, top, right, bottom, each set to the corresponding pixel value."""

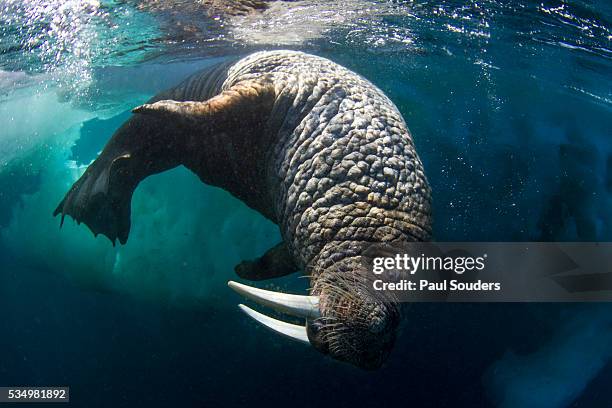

left=53, top=153, right=134, bottom=245
left=133, top=79, right=279, bottom=221
left=235, top=242, right=298, bottom=281
left=55, top=79, right=277, bottom=245
left=132, top=79, right=276, bottom=128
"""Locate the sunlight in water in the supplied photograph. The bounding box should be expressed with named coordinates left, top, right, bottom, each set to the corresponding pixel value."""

left=0, top=0, right=160, bottom=94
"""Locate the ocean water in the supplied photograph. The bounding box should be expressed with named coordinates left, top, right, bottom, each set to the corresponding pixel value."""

left=0, top=1, right=611, bottom=407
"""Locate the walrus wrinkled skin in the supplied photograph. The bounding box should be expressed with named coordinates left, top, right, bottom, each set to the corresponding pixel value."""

left=54, top=51, right=432, bottom=369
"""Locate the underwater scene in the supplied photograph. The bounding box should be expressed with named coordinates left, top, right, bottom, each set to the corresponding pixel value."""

left=0, top=0, right=611, bottom=406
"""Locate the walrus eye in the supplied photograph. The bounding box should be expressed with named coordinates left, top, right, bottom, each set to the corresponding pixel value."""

left=228, top=281, right=320, bottom=344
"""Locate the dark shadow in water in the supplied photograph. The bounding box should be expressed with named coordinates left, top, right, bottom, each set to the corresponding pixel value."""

left=538, top=129, right=608, bottom=241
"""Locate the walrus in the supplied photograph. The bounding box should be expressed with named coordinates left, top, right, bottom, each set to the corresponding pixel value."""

left=54, top=50, right=432, bottom=369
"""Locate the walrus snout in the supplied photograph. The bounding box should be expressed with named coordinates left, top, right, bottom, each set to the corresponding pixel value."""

left=228, top=260, right=400, bottom=370
left=308, top=264, right=401, bottom=370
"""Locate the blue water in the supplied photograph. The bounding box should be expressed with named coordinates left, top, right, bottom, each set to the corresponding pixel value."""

left=0, top=1, right=611, bottom=407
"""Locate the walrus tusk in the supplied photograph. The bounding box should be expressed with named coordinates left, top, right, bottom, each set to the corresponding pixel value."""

left=228, top=281, right=320, bottom=319
left=238, top=304, right=310, bottom=344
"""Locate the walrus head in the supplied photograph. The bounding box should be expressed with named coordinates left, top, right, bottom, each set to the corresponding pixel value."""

left=308, top=258, right=401, bottom=370
left=229, top=255, right=400, bottom=370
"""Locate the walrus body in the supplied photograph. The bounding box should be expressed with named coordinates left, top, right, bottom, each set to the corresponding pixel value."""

left=55, top=50, right=432, bottom=369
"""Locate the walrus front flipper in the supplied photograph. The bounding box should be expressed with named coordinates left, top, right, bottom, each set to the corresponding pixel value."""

left=235, top=242, right=298, bottom=281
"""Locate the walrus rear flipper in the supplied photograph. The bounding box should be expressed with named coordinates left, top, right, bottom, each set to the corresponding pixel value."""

left=54, top=79, right=277, bottom=245
left=132, top=79, right=279, bottom=221
left=53, top=154, right=134, bottom=245
left=131, top=79, right=276, bottom=128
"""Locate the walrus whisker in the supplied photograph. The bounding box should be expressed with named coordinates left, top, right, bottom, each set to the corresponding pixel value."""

left=228, top=281, right=320, bottom=319
left=237, top=304, right=310, bottom=344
